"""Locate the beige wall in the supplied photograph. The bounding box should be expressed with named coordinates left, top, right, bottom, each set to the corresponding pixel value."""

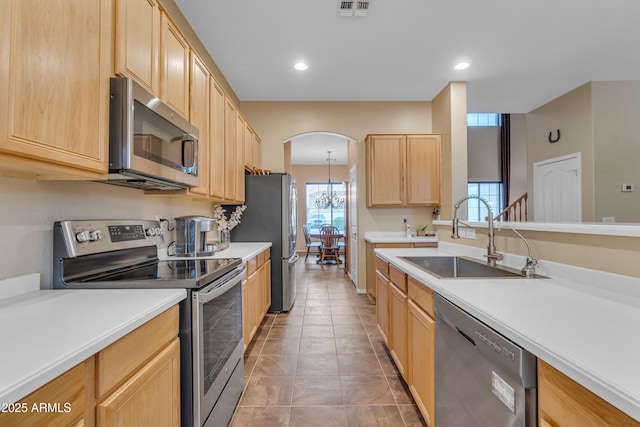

left=592, top=81, right=640, bottom=222
left=433, top=82, right=468, bottom=219
left=240, top=101, right=432, bottom=173
left=0, top=176, right=215, bottom=287
left=240, top=101, right=436, bottom=291
left=525, top=82, right=595, bottom=221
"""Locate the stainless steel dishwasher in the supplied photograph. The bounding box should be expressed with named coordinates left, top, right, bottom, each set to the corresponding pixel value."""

left=434, top=294, right=537, bottom=426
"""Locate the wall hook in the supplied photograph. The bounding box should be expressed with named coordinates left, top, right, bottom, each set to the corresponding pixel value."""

left=548, top=129, right=561, bottom=143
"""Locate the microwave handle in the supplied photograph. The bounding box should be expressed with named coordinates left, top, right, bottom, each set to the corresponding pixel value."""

left=181, top=135, right=198, bottom=174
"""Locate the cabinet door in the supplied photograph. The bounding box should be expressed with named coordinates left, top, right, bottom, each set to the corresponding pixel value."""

left=538, top=359, right=638, bottom=426
left=209, top=79, right=226, bottom=199
left=243, top=277, right=251, bottom=349
left=160, top=12, right=189, bottom=120
left=224, top=98, right=237, bottom=201
left=366, top=135, right=405, bottom=206
left=254, top=134, right=262, bottom=170
left=235, top=113, right=246, bottom=203
left=97, top=338, right=180, bottom=427
left=389, top=282, right=408, bottom=381
left=406, top=135, right=441, bottom=205
left=188, top=52, right=210, bottom=196
left=375, top=270, right=390, bottom=345
left=0, top=0, right=110, bottom=177
left=0, top=362, right=86, bottom=427
left=244, top=124, right=255, bottom=170
left=264, top=260, right=271, bottom=313
left=114, top=0, right=160, bottom=94
left=408, top=299, right=435, bottom=427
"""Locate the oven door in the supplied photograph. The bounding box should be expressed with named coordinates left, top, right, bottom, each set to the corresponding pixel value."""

left=192, top=266, right=245, bottom=426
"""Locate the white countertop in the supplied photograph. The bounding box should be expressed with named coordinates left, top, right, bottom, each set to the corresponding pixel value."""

left=158, top=242, right=272, bottom=263
left=0, top=274, right=186, bottom=406
left=212, top=242, right=272, bottom=262
left=364, top=231, right=438, bottom=244
left=374, top=242, right=640, bottom=421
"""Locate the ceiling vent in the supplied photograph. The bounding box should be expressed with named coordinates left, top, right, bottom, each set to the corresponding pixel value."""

left=338, top=0, right=370, bottom=17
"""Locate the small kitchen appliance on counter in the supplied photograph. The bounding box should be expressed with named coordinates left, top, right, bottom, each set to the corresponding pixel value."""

left=53, top=219, right=245, bottom=427
left=174, top=215, right=216, bottom=256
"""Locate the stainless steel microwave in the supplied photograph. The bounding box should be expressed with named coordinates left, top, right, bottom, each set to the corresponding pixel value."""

left=106, top=77, right=199, bottom=190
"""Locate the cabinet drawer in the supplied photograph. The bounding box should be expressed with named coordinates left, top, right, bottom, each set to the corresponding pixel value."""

left=408, top=276, right=434, bottom=318
left=96, top=305, right=179, bottom=398
left=375, top=256, right=389, bottom=279
left=247, top=256, right=258, bottom=275
left=0, top=361, right=86, bottom=427
left=389, top=264, right=407, bottom=293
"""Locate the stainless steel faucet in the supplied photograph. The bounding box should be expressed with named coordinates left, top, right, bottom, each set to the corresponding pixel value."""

left=452, top=195, right=501, bottom=266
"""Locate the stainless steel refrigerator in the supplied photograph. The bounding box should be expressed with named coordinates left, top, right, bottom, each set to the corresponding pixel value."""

left=230, top=173, right=298, bottom=312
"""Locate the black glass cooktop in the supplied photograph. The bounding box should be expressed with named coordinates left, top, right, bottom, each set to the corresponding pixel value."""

left=73, top=257, right=242, bottom=289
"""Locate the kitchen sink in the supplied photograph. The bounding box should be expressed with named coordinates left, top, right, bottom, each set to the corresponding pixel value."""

left=400, top=256, right=544, bottom=279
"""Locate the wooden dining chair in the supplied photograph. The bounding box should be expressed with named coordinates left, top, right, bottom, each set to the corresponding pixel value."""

left=303, top=224, right=321, bottom=262
left=319, top=226, right=341, bottom=265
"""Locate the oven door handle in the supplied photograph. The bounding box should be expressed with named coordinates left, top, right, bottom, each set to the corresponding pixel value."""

left=197, top=267, right=245, bottom=304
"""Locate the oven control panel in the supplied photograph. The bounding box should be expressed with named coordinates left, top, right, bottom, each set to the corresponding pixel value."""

left=55, top=220, right=166, bottom=258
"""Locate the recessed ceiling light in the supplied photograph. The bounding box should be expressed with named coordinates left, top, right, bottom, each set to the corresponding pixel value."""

left=455, top=62, right=470, bottom=70
left=294, top=62, right=308, bottom=71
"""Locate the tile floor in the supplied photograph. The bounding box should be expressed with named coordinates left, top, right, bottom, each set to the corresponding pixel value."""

left=230, top=258, right=426, bottom=426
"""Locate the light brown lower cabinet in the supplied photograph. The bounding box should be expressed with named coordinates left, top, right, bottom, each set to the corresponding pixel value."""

left=375, top=269, right=390, bottom=345
left=0, top=361, right=87, bottom=427
left=366, top=242, right=437, bottom=302
left=408, top=298, right=435, bottom=427
left=0, top=305, right=180, bottom=427
left=389, top=282, right=408, bottom=381
left=538, top=359, right=639, bottom=427
left=96, top=338, right=180, bottom=427
left=243, top=248, right=272, bottom=350
left=388, top=263, right=408, bottom=382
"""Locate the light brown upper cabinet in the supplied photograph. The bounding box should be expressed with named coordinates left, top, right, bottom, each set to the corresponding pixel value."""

left=254, top=134, right=262, bottom=170
left=188, top=51, right=211, bottom=196
left=114, top=0, right=160, bottom=95
left=114, top=0, right=190, bottom=120
left=244, top=123, right=255, bottom=170
left=209, top=79, right=226, bottom=200
left=0, top=0, right=111, bottom=179
left=366, top=134, right=441, bottom=207
left=235, top=113, right=246, bottom=202
left=224, top=99, right=238, bottom=202
left=160, top=11, right=190, bottom=120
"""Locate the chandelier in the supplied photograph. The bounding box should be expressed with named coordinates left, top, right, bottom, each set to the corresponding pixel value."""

left=314, top=150, right=346, bottom=209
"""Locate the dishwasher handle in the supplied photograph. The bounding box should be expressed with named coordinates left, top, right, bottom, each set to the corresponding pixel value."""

left=456, top=327, right=477, bottom=346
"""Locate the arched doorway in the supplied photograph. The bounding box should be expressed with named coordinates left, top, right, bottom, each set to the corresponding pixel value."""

left=284, top=132, right=357, bottom=281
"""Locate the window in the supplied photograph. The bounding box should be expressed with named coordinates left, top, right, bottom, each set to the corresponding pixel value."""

left=467, top=113, right=501, bottom=127
left=305, top=182, right=346, bottom=234
left=467, top=183, right=504, bottom=221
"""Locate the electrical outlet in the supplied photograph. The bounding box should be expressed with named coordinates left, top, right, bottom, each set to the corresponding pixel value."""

left=155, top=215, right=162, bottom=222
left=465, top=229, right=476, bottom=239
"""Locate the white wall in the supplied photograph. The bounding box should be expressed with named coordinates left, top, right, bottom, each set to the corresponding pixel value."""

left=0, top=176, right=215, bottom=287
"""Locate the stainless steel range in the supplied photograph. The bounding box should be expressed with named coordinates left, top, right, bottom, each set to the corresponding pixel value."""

left=53, top=219, right=245, bottom=427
